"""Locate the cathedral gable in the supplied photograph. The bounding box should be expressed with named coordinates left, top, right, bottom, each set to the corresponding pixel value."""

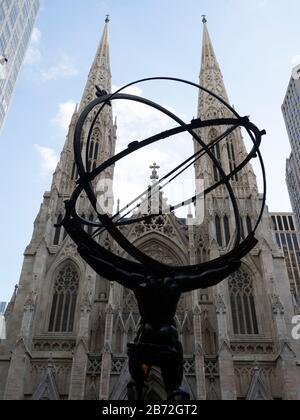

left=32, top=367, right=60, bottom=401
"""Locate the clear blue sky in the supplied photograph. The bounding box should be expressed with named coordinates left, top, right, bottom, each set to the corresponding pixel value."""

left=0, top=0, right=300, bottom=301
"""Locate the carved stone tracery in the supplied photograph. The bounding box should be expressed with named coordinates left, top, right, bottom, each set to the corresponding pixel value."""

left=132, top=216, right=176, bottom=239
left=33, top=339, right=76, bottom=352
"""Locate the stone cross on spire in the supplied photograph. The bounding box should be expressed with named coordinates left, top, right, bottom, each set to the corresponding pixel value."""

left=202, top=15, right=207, bottom=24
left=150, top=162, right=160, bottom=181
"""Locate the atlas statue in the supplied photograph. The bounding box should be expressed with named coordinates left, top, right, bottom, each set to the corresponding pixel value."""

left=61, top=77, right=266, bottom=400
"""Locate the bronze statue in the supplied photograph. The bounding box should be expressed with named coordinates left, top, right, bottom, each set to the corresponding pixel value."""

left=62, top=77, right=266, bottom=400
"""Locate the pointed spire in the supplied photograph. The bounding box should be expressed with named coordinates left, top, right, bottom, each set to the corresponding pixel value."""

left=80, top=17, right=112, bottom=110
left=195, top=19, right=259, bottom=202
left=50, top=16, right=116, bottom=196
left=199, top=19, right=229, bottom=104
left=201, top=18, right=218, bottom=71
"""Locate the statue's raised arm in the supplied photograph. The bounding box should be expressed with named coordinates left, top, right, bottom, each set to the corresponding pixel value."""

left=64, top=217, right=145, bottom=291
left=174, top=260, right=241, bottom=293
left=174, top=234, right=258, bottom=293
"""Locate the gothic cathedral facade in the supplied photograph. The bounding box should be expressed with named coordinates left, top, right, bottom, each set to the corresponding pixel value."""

left=0, top=19, right=299, bottom=400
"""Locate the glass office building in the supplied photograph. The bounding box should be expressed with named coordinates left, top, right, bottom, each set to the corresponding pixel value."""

left=271, top=212, right=300, bottom=311
left=286, top=155, right=300, bottom=232
left=0, top=0, right=40, bottom=132
left=282, top=65, right=300, bottom=230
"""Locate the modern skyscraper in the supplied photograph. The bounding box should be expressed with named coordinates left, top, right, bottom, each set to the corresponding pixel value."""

left=0, top=0, right=40, bottom=132
left=0, top=17, right=299, bottom=400
left=286, top=156, right=300, bottom=230
left=270, top=212, right=300, bottom=309
left=282, top=64, right=300, bottom=230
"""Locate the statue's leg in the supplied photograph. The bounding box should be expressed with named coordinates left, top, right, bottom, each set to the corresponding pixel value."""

left=160, top=339, right=190, bottom=401
left=127, top=330, right=150, bottom=401
left=128, top=354, right=150, bottom=400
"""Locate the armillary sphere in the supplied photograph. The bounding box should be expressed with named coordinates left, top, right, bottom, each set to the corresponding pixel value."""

left=61, top=77, right=266, bottom=401
left=62, top=77, right=266, bottom=283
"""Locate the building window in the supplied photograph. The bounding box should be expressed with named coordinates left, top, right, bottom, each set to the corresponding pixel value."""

left=292, top=234, right=299, bottom=251
left=246, top=216, right=252, bottom=235
left=224, top=215, right=230, bottom=245
left=53, top=215, right=62, bottom=245
left=240, top=216, right=245, bottom=239
left=229, top=270, right=259, bottom=335
left=283, top=216, right=289, bottom=231
left=277, top=216, right=283, bottom=231
left=289, top=216, right=295, bottom=231
left=48, top=263, right=79, bottom=333
left=86, top=127, right=101, bottom=172
left=209, top=129, right=222, bottom=183
left=212, top=143, right=221, bottom=182
left=226, top=137, right=239, bottom=182
left=215, top=215, right=222, bottom=247
left=89, top=140, right=94, bottom=159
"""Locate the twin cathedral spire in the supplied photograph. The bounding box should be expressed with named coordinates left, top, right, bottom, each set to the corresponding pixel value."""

left=2, top=14, right=299, bottom=402
left=52, top=15, right=257, bottom=247
left=80, top=15, right=112, bottom=110
left=52, top=17, right=116, bottom=197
